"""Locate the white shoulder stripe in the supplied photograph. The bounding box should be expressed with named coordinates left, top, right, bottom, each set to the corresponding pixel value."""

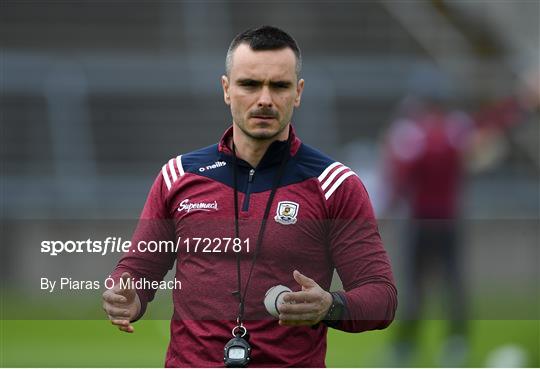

left=324, top=171, right=356, bottom=200
left=168, top=159, right=178, bottom=182
left=318, top=162, right=342, bottom=182
left=162, top=164, right=172, bottom=190
left=321, top=165, right=349, bottom=191
left=161, top=155, right=186, bottom=191
left=176, top=155, right=185, bottom=176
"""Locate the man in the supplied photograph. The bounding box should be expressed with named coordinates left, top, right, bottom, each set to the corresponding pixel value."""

left=383, top=96, right=469, bottom=365
left=103, top=26, right=397, bottom=367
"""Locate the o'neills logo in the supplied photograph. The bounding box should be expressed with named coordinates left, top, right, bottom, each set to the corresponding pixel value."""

left=199, top=161, right=226, bottom=172
left=177, top=199, right=219, bottom=213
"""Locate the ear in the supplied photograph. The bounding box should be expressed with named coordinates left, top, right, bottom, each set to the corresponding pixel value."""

left=294, top=78, right=305, bottom=108
left=221, top=75, right=231, bottom=105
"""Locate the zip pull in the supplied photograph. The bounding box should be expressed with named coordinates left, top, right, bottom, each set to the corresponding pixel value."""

left=248, top=169, right=255, bottom=183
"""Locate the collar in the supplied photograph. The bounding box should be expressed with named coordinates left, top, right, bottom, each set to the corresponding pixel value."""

left=218, top=124, right=302, bottom=169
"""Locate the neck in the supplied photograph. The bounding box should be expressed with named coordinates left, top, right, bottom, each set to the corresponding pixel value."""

left=232, top=124, right=290, bottom=168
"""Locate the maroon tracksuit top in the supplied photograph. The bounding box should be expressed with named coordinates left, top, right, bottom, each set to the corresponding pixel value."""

left=111, top=126, right=397, bottom=367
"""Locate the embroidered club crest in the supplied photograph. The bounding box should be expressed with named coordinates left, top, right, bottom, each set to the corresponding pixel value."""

left=274, top=201, right=299, bottom=225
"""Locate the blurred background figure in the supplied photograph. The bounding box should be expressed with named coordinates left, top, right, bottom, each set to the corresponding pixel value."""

left=381, top=69, right=473, bottom=366
left=379, top=63, right=538, bottom=366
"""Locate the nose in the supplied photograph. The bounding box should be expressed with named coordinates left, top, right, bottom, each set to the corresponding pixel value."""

left=257, top=86, right=273, bottom=108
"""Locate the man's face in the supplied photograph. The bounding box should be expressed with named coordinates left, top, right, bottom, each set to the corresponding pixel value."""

left=221, top=44, right=304, bottom=141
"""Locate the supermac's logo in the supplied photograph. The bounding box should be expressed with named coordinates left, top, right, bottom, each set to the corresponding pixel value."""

left=177, top=199, right=219, bottom=213
left=274, top=201, right=299, bottom=225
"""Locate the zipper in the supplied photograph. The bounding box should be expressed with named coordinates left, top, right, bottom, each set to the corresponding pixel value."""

left=242, top=168, right=255, bottom=211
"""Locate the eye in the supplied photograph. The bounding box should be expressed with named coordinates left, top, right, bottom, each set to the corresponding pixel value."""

left=272, top=82, right=291, bottom=89
left=238, top=80, right=260, bottom=88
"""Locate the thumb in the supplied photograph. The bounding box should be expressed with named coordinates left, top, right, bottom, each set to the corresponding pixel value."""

left=118, top=272, right=135, bottom=295
left=293, top=270, right=317, bottom=290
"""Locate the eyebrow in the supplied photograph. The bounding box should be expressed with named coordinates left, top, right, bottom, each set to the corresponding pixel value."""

left=236, top=78, right=293, bottom=88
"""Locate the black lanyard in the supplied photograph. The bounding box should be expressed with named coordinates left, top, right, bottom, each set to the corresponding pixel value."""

left=231, top=135, right=291, bottom=327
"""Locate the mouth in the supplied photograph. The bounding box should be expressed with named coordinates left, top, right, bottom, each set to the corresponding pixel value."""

left=250, top=115, right=276, bottom=120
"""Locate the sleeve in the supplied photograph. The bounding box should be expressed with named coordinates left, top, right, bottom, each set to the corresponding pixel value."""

left=326, top=173, right=398, bottom=332
left=109, top=171, right=177, bottom=321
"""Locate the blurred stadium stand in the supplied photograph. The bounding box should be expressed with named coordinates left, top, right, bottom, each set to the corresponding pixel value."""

left=1, top=0, right=538, bottom=220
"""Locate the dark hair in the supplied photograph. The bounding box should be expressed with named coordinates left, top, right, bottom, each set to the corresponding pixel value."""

left=226, top=25, right=302, bottom=77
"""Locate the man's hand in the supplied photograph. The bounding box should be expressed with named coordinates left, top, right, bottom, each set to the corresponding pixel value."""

left=278, top=270, right=333, bottom=326
left=102, top=272, right=141, bottom=333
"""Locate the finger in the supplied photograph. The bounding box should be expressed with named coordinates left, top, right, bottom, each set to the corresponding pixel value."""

left=102, top=291, right=127, bottom=304
left=282, top=291, right=316, bottom=304
left=111, top=319, right=130, bottom=327
left=278, top=302, right=319, bottom=314
left=108, top=314, right=130, bottom=321
left=106, top=307, right=131, bottom=318
left=117, top=287, right=136, bottom=299
left=118, top=325, right=134, bottom=333
left=112, top=319, right=134, bottom=333
left=293, top=270, right=317, bottom=289
left=279, top=312, right=317, bottom=322
left=279, top=319, right=316, bottom=326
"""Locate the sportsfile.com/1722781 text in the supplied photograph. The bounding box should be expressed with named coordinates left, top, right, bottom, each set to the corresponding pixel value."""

left=40, top=237, right=250, bottom=256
